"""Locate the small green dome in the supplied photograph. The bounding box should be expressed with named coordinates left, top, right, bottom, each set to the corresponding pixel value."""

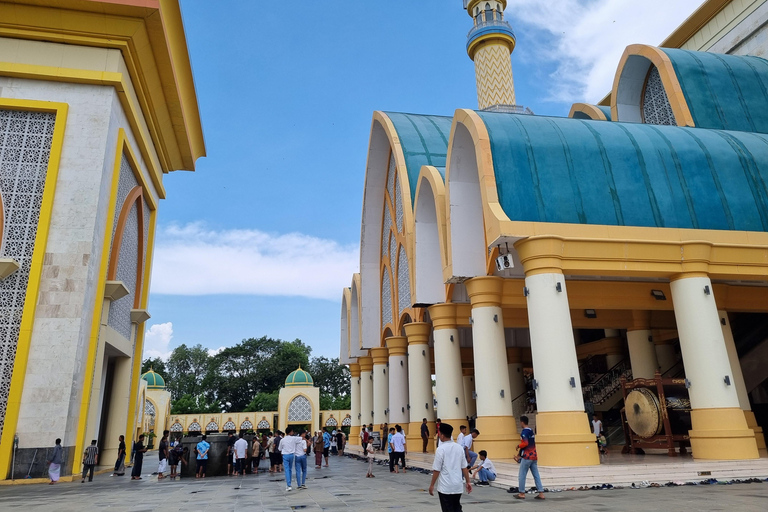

left=141, top=369, right=166, bottom=389
left=285, top=366, right=313, bottom=387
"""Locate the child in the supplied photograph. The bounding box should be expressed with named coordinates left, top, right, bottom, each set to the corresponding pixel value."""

left=365, top=442, right=376, bottom=478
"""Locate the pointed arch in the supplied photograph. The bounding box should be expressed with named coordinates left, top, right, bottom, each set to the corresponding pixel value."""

left=340, top=287, right=352, bottom=364
left=413, top=166, right=449, bottom=305
left=107, top=185, right=146, bottom=308
left=350, top=273, right=365, bottom=357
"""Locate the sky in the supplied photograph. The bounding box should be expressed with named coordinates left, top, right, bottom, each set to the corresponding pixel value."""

left=142, top=0, right=706, bottom=361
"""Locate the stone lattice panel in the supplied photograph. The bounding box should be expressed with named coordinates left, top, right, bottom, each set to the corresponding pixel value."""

left=382, top=203, right=391, bottom=258
left=395, top=175, right=404, bottom=234
left=381, top=270, right=392, bottom=329
left=643, top=66, right=677, bottom=125
left=223, top=421, right=236, bottom=431
left=170, top=422, right=183, bottom=432
left=342, top=416, right=351, bottom=426
left=257, top=419, right=270, bottom=429
left=325, top=416, right=338, bottom=426
left=397, top=245, right=411, bottom=314
left=386, top=152, right=396, bottom=202
left=0, top=109, right=55, bottom=434
left=241, top=420, right=254, bottom=430
left=205, top=421, right=219, bottom=432
left=287, top=395, right=312, bottom=422
left=188, top=422, right=201, bottom=432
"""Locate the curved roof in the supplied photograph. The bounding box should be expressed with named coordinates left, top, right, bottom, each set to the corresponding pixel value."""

left=477, top=111, right=768, bottom=231
left=383, top=113, right=452, bottom=201
left=285, top=367, right=314, bottom=387
left=141, top=369, right=166, bottom=390
left=662, top=49, right=768, bottom=134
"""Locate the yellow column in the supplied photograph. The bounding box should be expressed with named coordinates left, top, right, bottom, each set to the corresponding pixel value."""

left=428, top=304, right=467, bottom=428
left=370, top=347, right=389, bottom=429
left=386, top=337, right=409, bottom=433
left=670, top=274, right=758, bottom=460
left=359, top=356, right=374, bottom=430
left=404, top=322, right=436, bottom=452
left=525, top=271, right=599, bottom=466
left=465, top=277, right=516, bottom=458
left=349, top=363, right=361, bottom=443
left=719, top=311, right=766, bottom=450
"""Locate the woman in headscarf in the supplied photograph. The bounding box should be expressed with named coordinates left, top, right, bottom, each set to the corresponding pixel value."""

left=47, top=438, right=63, bottom=484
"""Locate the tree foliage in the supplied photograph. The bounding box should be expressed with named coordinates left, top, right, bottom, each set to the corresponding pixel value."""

left=244, top=391, right=279, bottom=412
left=141, top=357, right=166, bottom=377
left=165, top=344, right=212, bottom=401
left=171, top=394, right=218, bottom=415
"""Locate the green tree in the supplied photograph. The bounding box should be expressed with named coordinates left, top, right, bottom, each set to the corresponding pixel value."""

left=171, top=394, right=218, bottom=415
left=141, top=357, right=166, bottom=377
left=165, top=344, right=211, bottom=401
left=308, top=356, right=350, bottom=397
left=319, top=393, right=351, bottom=411
left=244, top=391, right=279, bottom=412
left=206, top=337, right=312, bottom=411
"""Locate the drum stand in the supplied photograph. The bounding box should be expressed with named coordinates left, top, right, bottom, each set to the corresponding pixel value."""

left=620, top=371, right=691, bottom=457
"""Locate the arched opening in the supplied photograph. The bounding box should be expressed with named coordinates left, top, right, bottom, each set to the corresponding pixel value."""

left=447, top=122, right=487, bottom=281
left=340, top=288, right=351, bottom=363
left=414, top=170, right=447, bottom=305
left=351, top=275, right=365, bottom=356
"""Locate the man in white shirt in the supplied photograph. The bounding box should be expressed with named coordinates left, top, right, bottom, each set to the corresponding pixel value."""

left=469, top=450, right=496, bottom=486
left=391, top=425, right=407, bottom=474
left=233, top=433, right=249, bottom=476
left=279, top=427, right=301, bottom=491
left=463, top=429, right=479, bottom=470
left=456, top=425, right=466, bottom=449
left=592, top=414, right=606, bottom=454
left=429, top=423, right=471, bottom=511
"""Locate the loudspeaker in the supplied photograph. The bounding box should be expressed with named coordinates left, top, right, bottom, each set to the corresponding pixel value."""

left=495, top=253, right=514, bottom=271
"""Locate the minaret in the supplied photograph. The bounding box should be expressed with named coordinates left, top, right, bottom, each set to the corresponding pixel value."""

left=464, top=0, right=519, bottom=111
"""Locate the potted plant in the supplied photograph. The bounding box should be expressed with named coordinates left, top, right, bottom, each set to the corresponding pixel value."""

left=146, top=431, right=157, bottom=449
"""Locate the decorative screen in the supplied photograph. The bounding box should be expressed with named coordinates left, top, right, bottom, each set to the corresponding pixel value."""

left=395, top=176, right=404, bottom=233
left=287, top=395, right=312, bottom=422
left=188, top=422, right=201, bottom=432
left=170, top=422, right=183, bottom=432
left=241, top=420, right=254, bottom=430
left=397, top=245, right=411, bottom=313
left=325, top=416, right=338, bottom=426
left=381, top=270, right=392, bottom=329
left=223, top=421, right=236, bottom=431
left=342, top=416, right=352, bottom=426
left=0, top=109, right=55, bottom=434
left=205, top=421, right=219, bottom=432
left=642, top=66, right=676, bottom=126
left=257, top=419, right=270, bottom=429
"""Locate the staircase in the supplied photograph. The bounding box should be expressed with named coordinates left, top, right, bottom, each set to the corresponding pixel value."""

left=583, top=358, right=632, bottom=413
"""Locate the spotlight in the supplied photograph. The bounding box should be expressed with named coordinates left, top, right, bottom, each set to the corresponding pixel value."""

left=650, top=289, right=666, bottom=300
left=584, top=309, right=597, bottom=318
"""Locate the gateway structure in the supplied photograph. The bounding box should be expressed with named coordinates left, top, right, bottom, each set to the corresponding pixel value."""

left=0, top=0, right=204, bottom=479
left=340, top=0, right=768, bottom=466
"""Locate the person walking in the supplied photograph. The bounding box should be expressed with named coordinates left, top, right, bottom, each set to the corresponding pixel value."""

left=112, top=435, right=126, bottom=476
left=294, top=430, right=309, bottom=489
left=336, top=429, right=345, bottom=456
left=421, top=418, right=430, bottom=453
left=234, top=432, right=248, bottom=476
left=313, top=431, right=324, bottom=468
left=157, top=433, right=169, bottom=479
left=322, top=429, right=331, bottom=467
left=81, top=439, right=98, bottom=483
left=469, top=450, right=496, bottom=485
left=592, top=413, right=606, bottom=454
left=391, top=425, right=407, bottom=473
left=196, top=435, right=210, bottom=478
left=365, top=440, right=375, bottom=478
left=280, top=426, right=299, bottom=491
left=514, top=415, right=544, bottom=500
left=47, top=438, right=63, bottom=485
left=131, top=434, right=148, bottom=480
left=429, top=423, right=471, bottom=511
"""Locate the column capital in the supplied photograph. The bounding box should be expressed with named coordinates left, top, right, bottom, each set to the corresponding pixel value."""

left=428, top=303, right=457, bottom=330
left=465, top=276, right=504, bottom=308
left=404, top=322, right=431, bottom=344
left=670, top=271, right=709, bottom=282
left=349, top=363, right=361, bottom=377
left=370, top=347, right=389, bottom=365
left=385, top=336, right=408, bottom=356
left=358, top=356, right=373, bottom=372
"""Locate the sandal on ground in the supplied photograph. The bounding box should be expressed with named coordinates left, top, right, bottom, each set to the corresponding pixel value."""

left=515, top=494, right=526, bottom=499
left=535, top=495, right=545, bottom=500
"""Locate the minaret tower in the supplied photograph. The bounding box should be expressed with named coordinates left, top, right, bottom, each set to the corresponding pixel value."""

left=465, top=1, right=518, bottom=110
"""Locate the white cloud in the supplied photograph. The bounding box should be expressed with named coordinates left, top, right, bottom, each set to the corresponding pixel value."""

left=150, top=223, right=359, bottom=300
left=207, top=346, right=226, bottom=357
left=143, top=322, right=174, bottom=360
left=511, top=0, right=706, bottom=103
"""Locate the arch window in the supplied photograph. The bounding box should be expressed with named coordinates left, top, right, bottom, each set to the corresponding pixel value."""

left=223, top=421, right=236, bottom=431
left=205, top=421, right=219, bottom=432
left=325, top=416, right=338, bottom=426
left=342, top=416, right=352, bottom=427
left=288, top=395, right=312, bottom=422
left=188, top=422, right=201, bottom=432
left=170, top=421, right=183, bottom=432
left=241, top=420, right=254, bottom=430
left=257, top=419, right=270, bottom=429
left=642, top=66, right=676, bottom=125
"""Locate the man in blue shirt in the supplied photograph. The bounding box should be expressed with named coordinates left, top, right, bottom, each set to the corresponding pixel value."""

left=386, top=427, right=395, bottom=472
left=196, top=435, right=210, bottom=479
left=322, top=430, right=331, bottom=467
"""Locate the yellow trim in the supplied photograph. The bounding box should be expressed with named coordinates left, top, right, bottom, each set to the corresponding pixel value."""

left=611, top=44, right=695, bottom=127
left=660, top=0, right=731, bottom=49
left=0, top=63, right=166, bottom=199
left=467, top=32, right=516, bottom=60
left=568, top=102, right=608, bottom=121
left=0, top=1, right=206, bottom=171
left=283, top=393, right=315, bottom=425
left=0, top=98, right=68, bottom=479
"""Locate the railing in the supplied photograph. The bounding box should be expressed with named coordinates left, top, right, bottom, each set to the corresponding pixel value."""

left=661, top=359, right=685, bottom=379
left=511, top=389, right=536, bottom=418
left=582, top=359, right=632, bottom=406
left=481, top=104, right=535, bottom=115
left=467, top=19, right=515, bottom=39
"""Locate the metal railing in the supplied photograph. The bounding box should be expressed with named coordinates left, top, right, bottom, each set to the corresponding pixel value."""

left=467, top=19, right=515, bottom=39
left=582, top=358, right=632, bottom=406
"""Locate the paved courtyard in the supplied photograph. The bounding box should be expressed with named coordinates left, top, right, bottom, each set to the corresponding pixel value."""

left=1, top=455, right=767, bottom=511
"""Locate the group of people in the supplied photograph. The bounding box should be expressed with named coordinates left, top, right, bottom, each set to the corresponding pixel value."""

left=426, top=416, right=545, bottom=511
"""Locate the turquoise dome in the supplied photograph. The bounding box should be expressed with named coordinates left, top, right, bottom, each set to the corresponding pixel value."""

left=141, top=369, right=166, bottom=390
left=285, top=366, right=313, bottom=387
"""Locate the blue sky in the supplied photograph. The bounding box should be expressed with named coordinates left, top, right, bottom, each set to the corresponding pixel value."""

left=143, top=0, right=705, bottom=360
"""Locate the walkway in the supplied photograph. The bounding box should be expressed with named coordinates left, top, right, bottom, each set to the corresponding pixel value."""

left=0, top=454, right=767, bottom=511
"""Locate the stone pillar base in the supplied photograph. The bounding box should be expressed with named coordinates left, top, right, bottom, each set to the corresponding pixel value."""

left=406, top=421, right=436, bottom=452
left=744, top=411, right=766, bottom=450
left=536, top=411, right=600, bottom=467
left=689, top=408, right=759, bottom=460
left=473, top=416, right=518, bottom=459
left=350, top=426, right=361, bottom=445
